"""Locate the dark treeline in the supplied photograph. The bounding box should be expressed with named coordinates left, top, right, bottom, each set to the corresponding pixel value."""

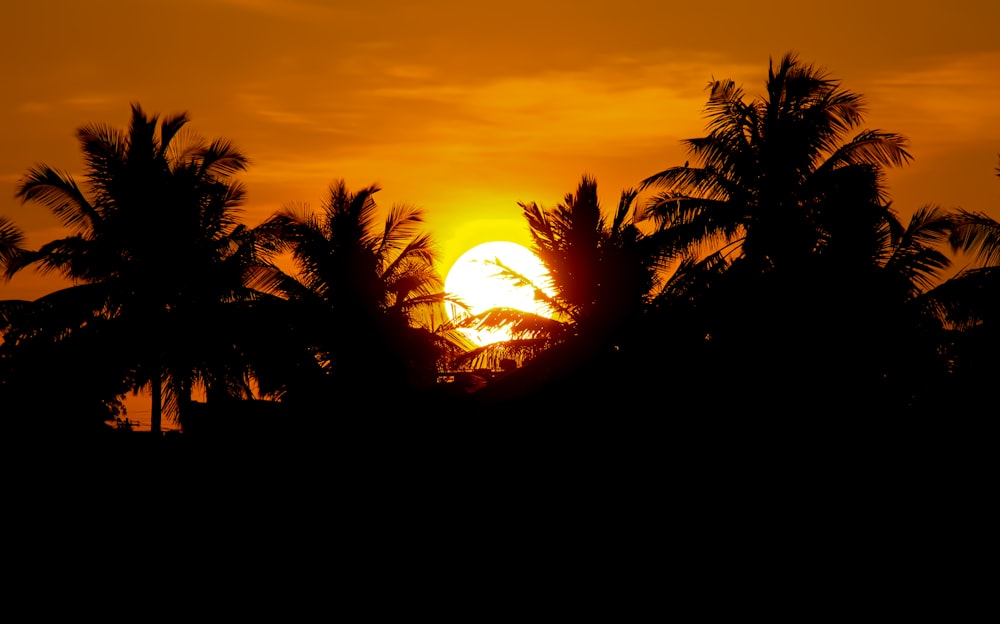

left=2, top=52, right=998, bottom=457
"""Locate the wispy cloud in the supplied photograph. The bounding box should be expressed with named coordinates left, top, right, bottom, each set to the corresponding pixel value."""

left=866, top=52, right=1000, bottom=144
left=211, top=0, right=350, bottom=20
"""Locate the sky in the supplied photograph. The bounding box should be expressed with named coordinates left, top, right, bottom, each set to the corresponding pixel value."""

left=2, top=0, right=1000, bottom=421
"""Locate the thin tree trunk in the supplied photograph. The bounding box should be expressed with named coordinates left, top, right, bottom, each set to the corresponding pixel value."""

left=150, top=369, right=162, bottom=435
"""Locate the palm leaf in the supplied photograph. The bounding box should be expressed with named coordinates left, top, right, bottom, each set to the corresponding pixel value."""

left=449, top=335, right=554, bottom=371
left=0, top=217, right=25, bottom=268
left=15, top=166, right=99, bottom=232
left=950, top=209, right=1000, bottom=267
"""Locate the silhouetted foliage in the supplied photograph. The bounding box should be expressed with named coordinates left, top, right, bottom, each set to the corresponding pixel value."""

left=0, top=217, right=24, bottom=267
left=641, top=52, right=913, bottom=274
left=1, top=104, right=268, bottom=432
left=452, top=175, right=668, bottom=372
left=933, top=171, right=1000, bottom=409
left=0, top=295, right=130, bottom=433
left=2, top=57, right=998, bottom=444
left=634, top=52, right=974, bottom=414
left=251, top=180, right=461, bottom=410
left=458, top=175, right=703, bottom=414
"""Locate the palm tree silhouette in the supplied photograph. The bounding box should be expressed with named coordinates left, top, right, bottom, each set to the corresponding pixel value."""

left=4, top=211, right=132, bottom=429
left=0, top=289, right=135, bottom=431
left=457, top=175, right=671, bottom=406
left=251, top=180, right=459, bottom=406
left=854, top=206, right=963, bottom=409
left=640, top=51, right=912, bottom=274
left=933, top=162, right=1000, bottom=409
left=2, top=104, right=258, bottom=433
left=636, top=53, right=968, bottom=413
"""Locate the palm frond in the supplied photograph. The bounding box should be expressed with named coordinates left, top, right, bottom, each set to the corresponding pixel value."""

left=6, top=236, right=102, bottom=280
left=883, top=206, right=957, bottom=295
left=899, top=205, right=956, bottom=252
left=836, top=129, right=913, bottom=168
left=15, top=166, right=98, bottom=232
left=521, top=201, right=556, bottom=252
left=388, top=269, right=443, bottom=308
left=379, top=231, right=437, bottom=283
left=76, top=122, right=127, bottom=193
left=336, top=181, right=382, bottom=247
left=379, top=203, right=426, bottom=257
left=243, top=264, right=304, bottom=299
left=483, top=256, right=561, bottom=317
left=449, top=335, right=554, bottom=371
left=650, top=250, right=730, bottom=306
left=611, top=187, right=639, bottom=234
left=950, top=209, right=1000, bottom=267
left=0, top=217, right=26, bottom=269
left=454, top=306, right=567, bottom=339
left=197, top=138, right=250, bottom=178
left=126, top=103, right=161, bottom=160
left=158, top=109, right=191, bottom=153
left=929, top=265, right=1000, bottom=329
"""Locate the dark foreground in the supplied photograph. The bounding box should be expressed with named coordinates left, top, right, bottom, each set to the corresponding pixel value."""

left=5, top=408, right=989, bottom=619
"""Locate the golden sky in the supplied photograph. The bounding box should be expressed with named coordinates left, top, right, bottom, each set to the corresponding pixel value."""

left=2, top=0, right=999, bottom=305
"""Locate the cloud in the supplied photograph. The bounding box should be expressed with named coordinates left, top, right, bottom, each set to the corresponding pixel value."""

left=864, top=52, right=1000, bottom=151
left=211, top=0, right=349, bottom=20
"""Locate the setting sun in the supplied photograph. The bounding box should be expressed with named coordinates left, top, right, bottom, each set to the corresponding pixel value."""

left=1, top=0, right=997, bottom=440
left=444, top=241, right=554, bottom=345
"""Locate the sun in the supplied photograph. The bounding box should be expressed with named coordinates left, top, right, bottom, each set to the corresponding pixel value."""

left=444, top=241, right=553, bottom=345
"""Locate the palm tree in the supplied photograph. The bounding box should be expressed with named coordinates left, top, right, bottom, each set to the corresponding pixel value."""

left=2, top=103, right=259, bottom=433
left=635, top=53, right=972, bottom=414
left=640, top=51, right=912, bottom=275
left=251, top=180, right=460, bottom=407
left=3, top=215, right=129, bottom=430
left=0, top=287, right=134, bottom=432
left=524, top=177, right=662, bottom=345
left=456, top=175, right=674, bottom=407
left=933, top=161, right=1000, bottom=408
left=855, top=206, right=959, bottom=410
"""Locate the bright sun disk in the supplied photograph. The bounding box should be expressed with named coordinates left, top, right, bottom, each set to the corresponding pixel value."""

left=444, top=241, right=553, bottom=345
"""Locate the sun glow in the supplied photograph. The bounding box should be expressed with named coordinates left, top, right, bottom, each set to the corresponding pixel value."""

left=444, top=241, right=554, bottom=345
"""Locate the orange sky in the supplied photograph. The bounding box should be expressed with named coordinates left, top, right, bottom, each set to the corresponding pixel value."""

left=3, top=0, right=999, bottom=292
left=2, top=1, right=1000, bottom=421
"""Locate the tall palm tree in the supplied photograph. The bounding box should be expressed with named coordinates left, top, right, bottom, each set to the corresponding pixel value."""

left=523, top=176, right=663, bottom=344
left=640, top=51, right=912, bottom=275
left=636, top=53, right=971, bottom=414
left=2, top=103, right=259, bottom=433
left=251, top=180, right=460, bottom=406
left=457, top=175, right=674, bottom=406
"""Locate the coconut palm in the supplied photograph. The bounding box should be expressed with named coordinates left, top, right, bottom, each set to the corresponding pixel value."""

left=636, top=53, right=985, bottom=414
left=524, top=177, right=663, bottom=342
left=640, top=51, right=912, bottom=276
left=0, top=287, right=133, bottom=432
left=855, top=206, right=959, bottom=410
left=454, top=175, right=676, bottom=407
left=2, top=103, right=260, bottom=433
left=2, top=218, right=116, bottom=423
left=646, top=201, right=961, bottom=415
left=251, top=180, right=460, bottom=405
left=932, top=162, right=1000, bottom=408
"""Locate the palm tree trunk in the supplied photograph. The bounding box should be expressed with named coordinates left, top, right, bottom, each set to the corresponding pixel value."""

left=150, top=370, right=162, bottom=435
